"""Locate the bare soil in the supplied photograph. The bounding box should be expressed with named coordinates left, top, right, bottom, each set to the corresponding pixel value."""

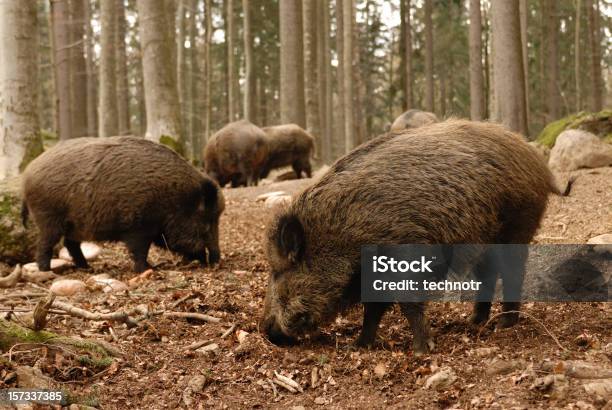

left=1, top=167, right=611, bottom=409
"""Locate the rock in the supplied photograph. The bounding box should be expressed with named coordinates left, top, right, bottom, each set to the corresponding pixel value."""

left=473, top=347, right=499, bottom=357
left=236, top=330, right=249, bottom=344
left=314, top=397, right=327, bottom=405
left=486, top=359, right=525, bottom=376
left=0, top=178, right=38, bottom=264
left=264, top=195, right=291, bottom=209
left=587, top=234, right=612, bottom=255
left=424, top=367, right=457, bottom=390
left=196, top=343, right=219, bottom=354
left=15, top=366, right=56, bottom=389
left=528, top=141, right=551, bottom=160
left=188, top=375, right=208, bottom=393
left=49, top=279, right=87, bottom=296
left=86, top=275, right=128, bottom=293
left=373, top=363, right=387, bottom=379
left=584, top=379, right=612, bottom=399
left=23, top=258, right=72, bottom=274
left=256, top=191, right=287, bottom=202
left=291, top=406, right=306, bottom=410
left=548, top=130, right=612, bottom=172
left=59, top=242, right=101, bottom=262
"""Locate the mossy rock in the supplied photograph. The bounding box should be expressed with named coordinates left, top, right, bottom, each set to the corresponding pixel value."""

left=0, top=178, right=38, bottom=264
left=536, top=110, right=612, bottom=148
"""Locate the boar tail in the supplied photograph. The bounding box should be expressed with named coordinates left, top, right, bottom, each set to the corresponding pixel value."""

left=21, top=202, right=29, bottom=227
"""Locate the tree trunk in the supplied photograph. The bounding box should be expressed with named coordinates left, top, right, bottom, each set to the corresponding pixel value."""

left=324, top=1, right=333, bottom=162
left=0, top=1, right=43, bottom=180
left=303, top=0, right=320, bottom=154
left=99, top=0, right=118, bottom=138
left=490, top=0, right=528, bottom=135
left=424, top=0, right=434, bottom=113
left=187, top=0, right=199, bottom=161
left=404, top=0, right=414, bottom=110
left=469, top=0, right=485, bottom=120
left=69, top=0, right=88, bottom=139
left=116, top=0, right=130, bottom=135
left=84, top=0, right=98, bottom=137
left=586, top=0, right=603, bottom=111
left=575, top=0, right=582, bottom=111
left=519, top=0, right=529, bottom=129
left=50, top=0, right=73, bottom=140
left=226, top=0, right=236, bottom=121
left=335, top=0, right=346, bottom=156
left=543, top=0, right=559, bottom=122
left=342, top=0, right=354, bottom=153
left=136, top=0, right=184, bottom=153
left=243, top=0, right=256, bottom=122
left=279, top=0, right=306, bottom=127
left=177, top=0, right=188, bottom=151
left=317, top=0, right=332, bottom=164
left=203, top=0, right=212, bottom=143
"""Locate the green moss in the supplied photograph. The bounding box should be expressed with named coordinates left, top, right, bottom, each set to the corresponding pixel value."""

left=77, top=355, right=114, bottom=369
left=18, top=133, right=44, bottom=173
left=0, top=181, right=38, bottom=264
left=159, top=135, right=185, bottom=156
left=536, top=110, right=612, bottom=147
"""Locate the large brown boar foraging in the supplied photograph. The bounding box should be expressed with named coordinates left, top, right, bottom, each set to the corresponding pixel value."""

left=203, top=120, right=268, bottom=187
left=261, top=120, right=559, bottom=354
left=22, top=137, right=224, bottom=273
left=260, top=124, right=315, bottom=179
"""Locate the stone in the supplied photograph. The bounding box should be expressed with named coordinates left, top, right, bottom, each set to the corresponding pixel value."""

left=549, top=130, right=612, bottom=172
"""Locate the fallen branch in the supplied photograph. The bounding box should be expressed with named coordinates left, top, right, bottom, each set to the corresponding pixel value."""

left=220, top=324, right=236, bottom=339
left=477, top=310, right=568, bottom=352
left=163, top=311, right=221, bottom=323
left=274, top=371, right=303, bottom=393
left=32, top=294, right=56, bottom=331
left=0, top=265, right=22, bottom=288
left=52, top=301, right=138, bottom=329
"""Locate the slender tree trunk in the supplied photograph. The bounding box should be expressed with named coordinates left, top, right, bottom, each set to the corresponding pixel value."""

left=226, top=0, right=236, bottom=121
left=342, top=0, right=354, bottom=152
left=99, top=0, right=118, bottom=137
left=543, top=0, right=559, bottom=122
left=399, top=0, right=407, bottom=111
left=279, top=0, right=306, bottom=127
left=50, top=0, right=73, bottom=140
left=482, top=5, right=490, bottom=118
left=575, top=0, right=582, bottom=111
left=0, top=0, right=43, bottom=179
left=324, top=1, right=333, bottom=162
left=519, top=0, right=529, bottom=128
left=203, top=0, right=212, bottom=142
left=136, top=0, right=183, bottom=152
left=69, top=0, right=88, bottom=138
left=303, top=0, right=320, bottom=152
left=424, top=0, right=434, bottom=113
left=317, top=0, right=331, bottom=163
left=116, top=0, right=130, bottom=135
left=177, top=0, right=188, bottom=151
left=84, top=0, right=97, bottom=136
left=490, top=0, right=528, bottom=135
left=586, top=0, right=603, bottom=111
left=469, top=0, right=485, bottom=120
left=335, top=0, right=346, bottom=156
left=404, top=0, right=413, bottom=110
left=187, top=0, right=198, bottom=160
left=243, top=0, right=256, bottom=121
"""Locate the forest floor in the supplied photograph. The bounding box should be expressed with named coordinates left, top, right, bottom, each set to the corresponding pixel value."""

left=0, top=167, right=611, bottom=410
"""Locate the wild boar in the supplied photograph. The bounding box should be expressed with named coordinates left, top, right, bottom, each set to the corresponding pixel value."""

left=260, top=124, right=315, bottom=179
left=22, top=137, right=224, bottom=273
left=261, top=120, right=560, bottom=354
left=203, top=120, right=269, bottom=187
left=390, top=109, right=438, bottom=132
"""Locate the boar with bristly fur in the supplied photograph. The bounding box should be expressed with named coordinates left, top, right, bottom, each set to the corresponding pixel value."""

left=261, top=120, right=561, bottom=354
left=390, top=109, right=438, bottom=132
left=22, top=137, right=225, bottom=273
left=260, top=124, right=315, bottom=179
left=203, top=120, right=268, bottom=187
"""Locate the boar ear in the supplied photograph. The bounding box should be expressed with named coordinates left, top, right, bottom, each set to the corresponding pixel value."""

left=277, top=214, right=305, bottom=264
left=200, top=179, right=218, bottom=211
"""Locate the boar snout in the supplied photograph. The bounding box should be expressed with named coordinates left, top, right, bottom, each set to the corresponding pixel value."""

left=261, top=316, right=297, bottom=346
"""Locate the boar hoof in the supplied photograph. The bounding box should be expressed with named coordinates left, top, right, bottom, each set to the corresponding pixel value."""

left=497, top=312, right=520, bottom=328
left=353, top=334, right=376, bottom=348
left=413, top=338, right=435, bottom=357
left=470, top=312, right=490, bottom=326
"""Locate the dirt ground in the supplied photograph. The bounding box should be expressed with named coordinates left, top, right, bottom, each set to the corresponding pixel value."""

left=1, top=167, right=611, bottom=409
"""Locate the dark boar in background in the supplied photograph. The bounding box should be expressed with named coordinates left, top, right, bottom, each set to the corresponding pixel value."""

left=260, top=124, right=315, bottom=179
left=203, top=120, right=268, bottom=187
left=390, top=109, right=438, bottom=132
left=261, top=120, right=559, bottom=354
left=22, top=137, right=224, bottom=272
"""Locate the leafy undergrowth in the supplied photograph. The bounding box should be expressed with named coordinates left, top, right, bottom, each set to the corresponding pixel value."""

left=0, top=168, right=611, bottom=409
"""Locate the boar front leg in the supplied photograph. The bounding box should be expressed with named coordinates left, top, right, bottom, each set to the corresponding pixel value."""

left=400, top=302, right=435, bottom=355
left=354, top=302, right=391, bottom=347
left=36, top=224, right=63, bottom=271
left=64, top=239, right=89, bottom=269
left=123, top=233, right=153, bottom=273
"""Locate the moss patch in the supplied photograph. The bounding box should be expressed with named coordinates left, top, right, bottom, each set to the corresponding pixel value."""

left=0, top=179, right=38, bottom=264
left=536, top=110, right=612, bottom=148
left=159, top=135, right=185, bottom=156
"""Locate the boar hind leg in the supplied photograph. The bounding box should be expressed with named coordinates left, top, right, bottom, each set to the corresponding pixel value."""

left=470, top=249, right=499, bottom=325
left=36, top=225, right=63, bottom=271
left=400, top=302, right=434, bottom=355
left=64, top=239, right=89, bottom=269
left=354, top=302, right=391, bottom=347
left=497, top=245, right=528, bottom=328
left=123, top=233, right=153, bottom=273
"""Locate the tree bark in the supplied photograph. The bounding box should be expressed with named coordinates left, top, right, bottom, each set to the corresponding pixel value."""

left=50, top=0, right=73, bottom=140
left=586, top=0, right=603, bottom=111
left=116, top=0, right=130, bottom=135
left=203, top=0, right=212, bottom=143
left=84, top=0, right=97, bottom=137
left=317, top=0, right=332, bottom=163
left=69, top=0, right=88, bottom=138
left=136, top=0, right=183, bottom=152
left=243, top=0, right=256, bottom=122
left=187, top=0, right=199, bottom=161
left=335, top=0, right=346, bottom=156
left=279, top=0, right=306, bottom=127
left=403, top=0, right=414, bottom=110
left=226, top=0, right=236, bottom=121
left=303, top=0, right=320, bottom=153
left=99, top=0, right=118, bottom=137
left=543, top=0, right=560, bottom=122
left=0, top=1, right=43, bottom=180
left=469, top=0, right=485, bottom=120
left=575, top=0, right=582, bottom=111
left=342, top=0, right=354, bottom=153
left=519, top=0, right=529, bottom=128
left=424, top=0, right=434, bottom=113
left=490, top=0, right=528, bottom=135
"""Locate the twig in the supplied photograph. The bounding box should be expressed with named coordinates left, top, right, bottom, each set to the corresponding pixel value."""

left=220, top=324, right=236, bottom=339
left=52, top=301, right=138, bottom=329
left=32, top=294, right=56, bottom=331
left=267, top=378, right=278, bottom=397
left=184, top=340, right=211, bottom=351
left=0, top=265, right=22, bottom=288
left=163, top=311, right=221, bottom=323
left=274, top=371, right=303, bottom=393
left=171, top=293, right=195, bottom=308
left=477, top=310, right=568, bottom=352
